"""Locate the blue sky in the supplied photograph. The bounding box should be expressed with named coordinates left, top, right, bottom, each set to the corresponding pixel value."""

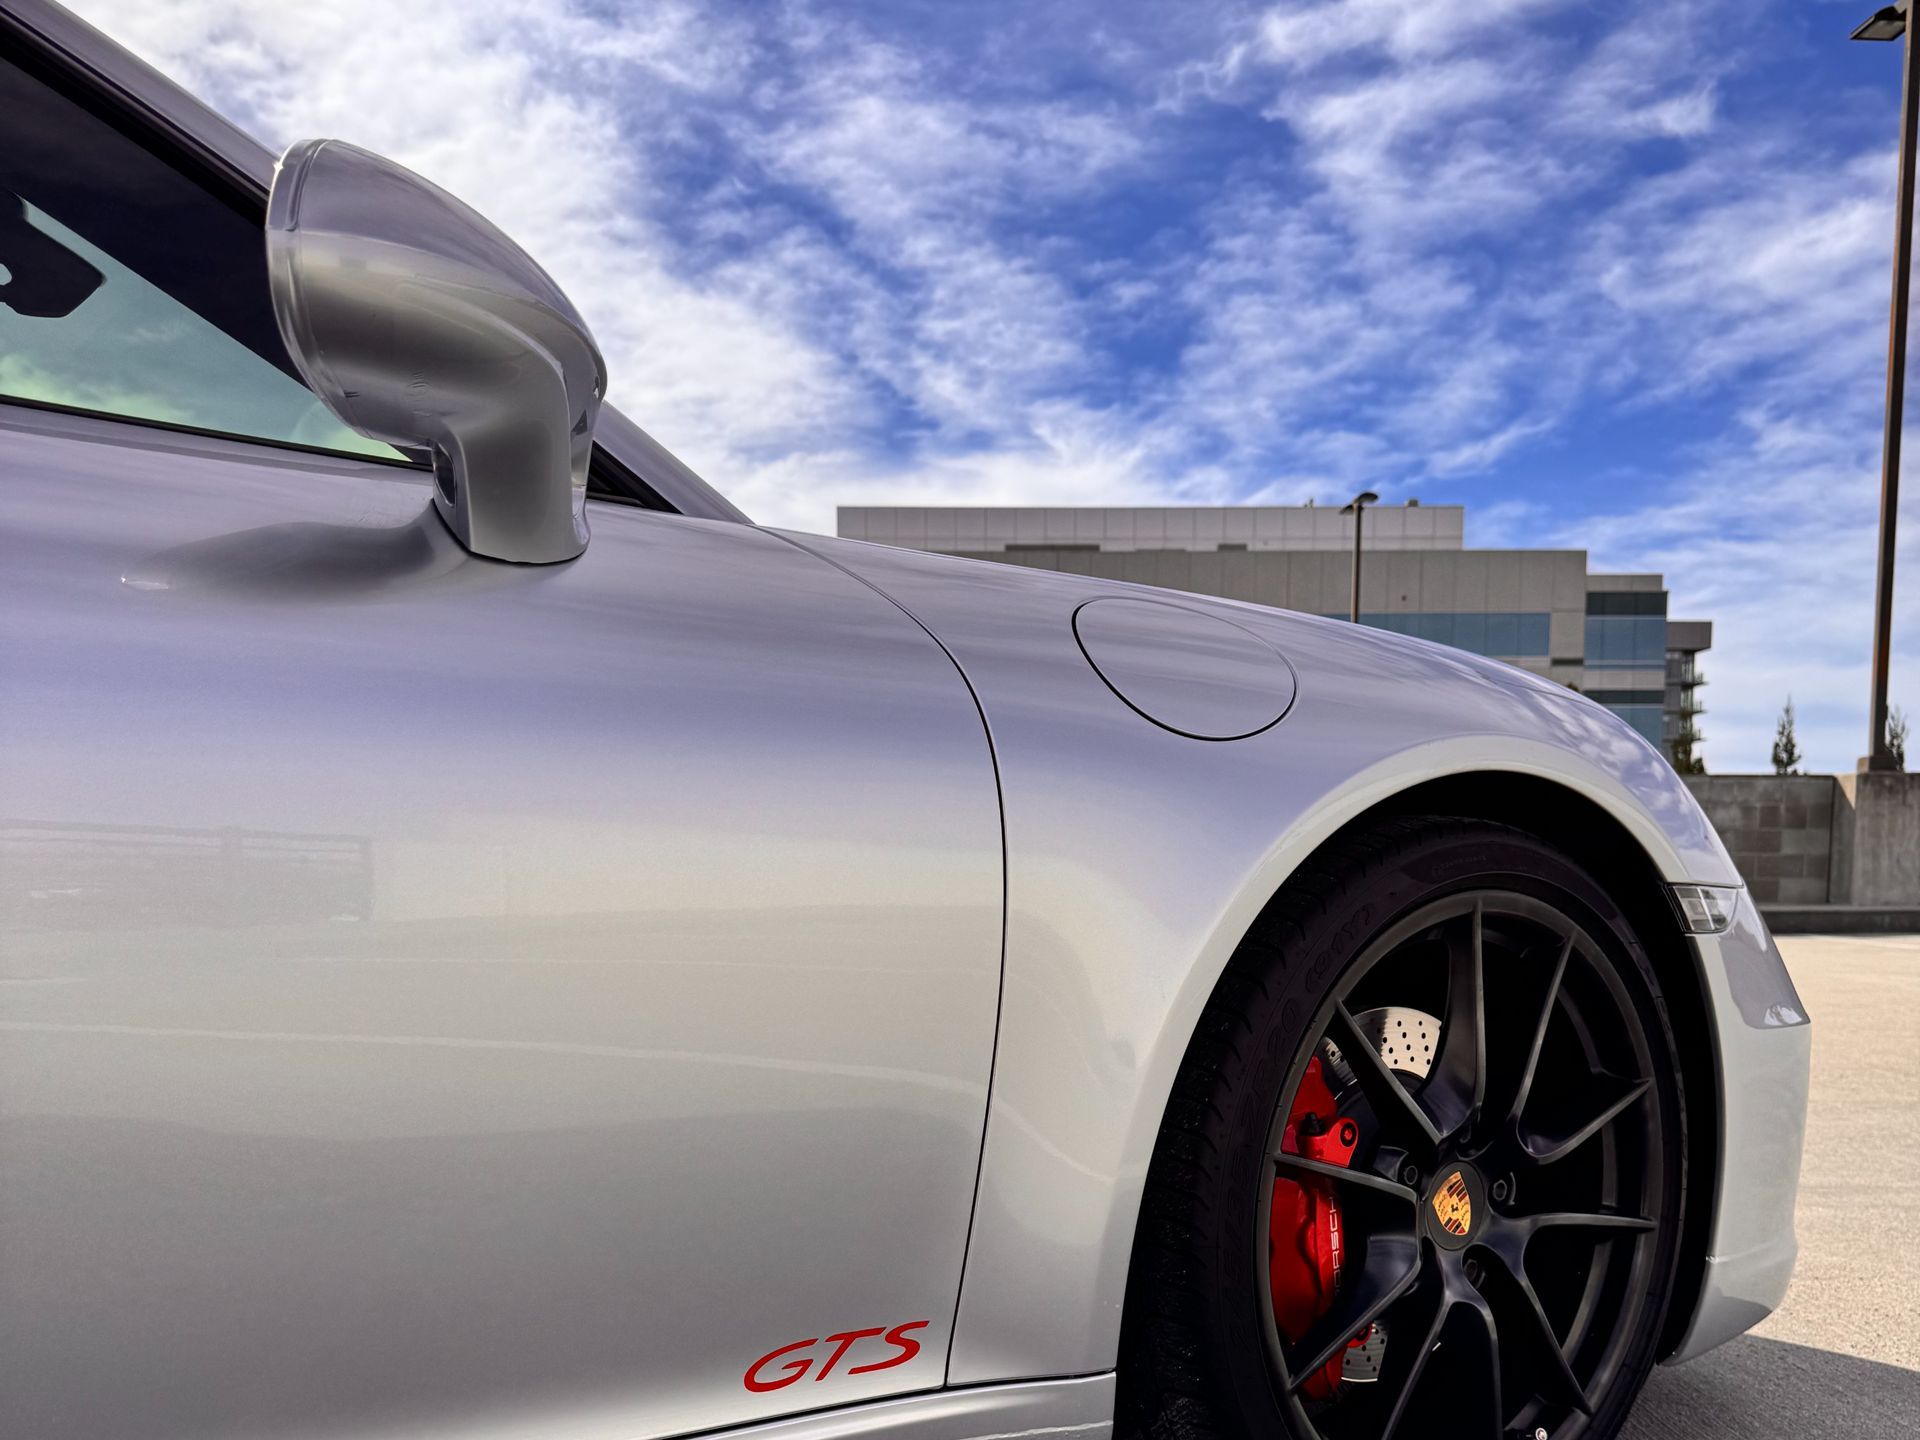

left=78, top=0, right=1919, bottom=773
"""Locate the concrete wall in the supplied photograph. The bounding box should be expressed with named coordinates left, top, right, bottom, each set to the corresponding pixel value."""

left=1833, top=772, right=1920, bottom=907
left=1683, top=772, right=1920, bottom=910
left=1683, top=775, right=1839, bottom=905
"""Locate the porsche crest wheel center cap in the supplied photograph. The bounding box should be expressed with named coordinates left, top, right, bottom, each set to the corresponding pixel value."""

left=1424, top=1163, right=1485, bottom=1250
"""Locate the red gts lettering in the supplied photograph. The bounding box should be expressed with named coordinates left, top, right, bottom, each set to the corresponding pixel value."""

left=743, top=1321, right=929, bottom=1392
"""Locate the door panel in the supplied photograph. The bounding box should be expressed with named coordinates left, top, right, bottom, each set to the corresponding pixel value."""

left=0, top=411, right=1005, bottom=1440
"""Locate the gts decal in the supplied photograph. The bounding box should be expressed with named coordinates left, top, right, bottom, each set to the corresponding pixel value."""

left=743, top=1321, right=929, bottom=1392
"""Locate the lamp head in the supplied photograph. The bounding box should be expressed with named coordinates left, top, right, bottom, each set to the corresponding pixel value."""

left=1853, top=3, right=1908, bottom=41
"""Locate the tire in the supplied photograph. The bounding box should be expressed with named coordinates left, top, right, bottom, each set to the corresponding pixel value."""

left=1118, top=816, right=1687, bottom=1440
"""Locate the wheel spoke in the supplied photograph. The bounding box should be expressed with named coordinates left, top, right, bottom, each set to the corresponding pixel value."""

left=1481, top=1206, right=1655, bottom=1280
left=1523, top=1209, right=1657, bottom=1237
left=1481, top=1246, right=1594, bottom=1415
left=1284, top=1234, right=1422, bottom=1390
left=1331, top=1002, right=1442, bottom=1152
left=1504, top=931, right=1571, bottom=1129
left=1436, top=1284, right=1505, bottom=1438
left=1522, top=1074, right=1652, bottom=1165
left=1273, top=1151, right=1419, bottom=1206
left=1370, top=1264, right=1447, bottom=1440
left=1424, top=899, right=1486, bottom=1139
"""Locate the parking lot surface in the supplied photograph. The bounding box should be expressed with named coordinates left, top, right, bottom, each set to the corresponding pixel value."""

left=1623, top=934, right=1920, bottom=1439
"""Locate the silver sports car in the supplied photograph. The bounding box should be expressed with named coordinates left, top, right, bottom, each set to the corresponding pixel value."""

left=0, top=3, right=1811, bottom=1439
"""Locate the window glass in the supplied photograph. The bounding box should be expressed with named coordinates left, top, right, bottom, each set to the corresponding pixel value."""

left=1635, top=615, right=1667, bottom=664
left=1485, top=613, right=1520, bottom=656
left=1320, top=612, right=1552, bottom=659
left=0, top=51, right=398, bottom=460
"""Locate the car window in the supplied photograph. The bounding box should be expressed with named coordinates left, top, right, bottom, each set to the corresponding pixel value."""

left=0, top=49, right=400, bottom=461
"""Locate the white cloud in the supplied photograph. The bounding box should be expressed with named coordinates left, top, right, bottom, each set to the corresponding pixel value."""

left=1553, top=6, right=1724, bottom=140
left=1253, top=0, right=1560, bottom=72
left=740, top=25, right=1146, bottom=430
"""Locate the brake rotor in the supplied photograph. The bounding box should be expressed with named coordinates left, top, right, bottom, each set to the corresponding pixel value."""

left=1340, top=1322, right=1389, bottom=1383
left=1322, top=1005, right=1440, bottom=1087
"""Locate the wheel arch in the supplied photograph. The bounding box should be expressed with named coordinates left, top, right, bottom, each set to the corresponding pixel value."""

left=1353, top=771, right=1717, bottom=1359
left=1122, top=763, right=1719, bottom=1373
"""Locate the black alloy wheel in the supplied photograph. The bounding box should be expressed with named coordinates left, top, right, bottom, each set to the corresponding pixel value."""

left=1119, top=818, right=1688, bottom=1440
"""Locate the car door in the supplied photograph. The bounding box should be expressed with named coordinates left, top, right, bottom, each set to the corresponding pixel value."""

left=0, top=33, right=1004, bottom=1440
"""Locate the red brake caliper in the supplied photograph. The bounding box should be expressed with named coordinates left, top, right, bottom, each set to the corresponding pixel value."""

left=1268, top=1056, right=1364, bottom=1400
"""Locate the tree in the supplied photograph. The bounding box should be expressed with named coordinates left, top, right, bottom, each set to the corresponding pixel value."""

left=1669, top=718, right=1706, bottom=774
left=1771, top=697, right=1802, bottom=775
left=1891, top=704, right=1910, bottom=771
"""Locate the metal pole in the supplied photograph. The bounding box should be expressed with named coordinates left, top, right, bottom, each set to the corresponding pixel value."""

left=1866, top=13, right=1918, bottom=769
left=1350, top=504, right=1363, bottom=624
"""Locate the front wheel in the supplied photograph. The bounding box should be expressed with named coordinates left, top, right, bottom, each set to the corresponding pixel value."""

left=1120, top=818, right=1688, bottom=1440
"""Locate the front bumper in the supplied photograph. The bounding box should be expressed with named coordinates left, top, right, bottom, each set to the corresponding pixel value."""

left=1665, top=889, right=1811, bottom=1363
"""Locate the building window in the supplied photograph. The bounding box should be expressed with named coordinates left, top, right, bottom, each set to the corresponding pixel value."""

left=1586, top=591, right=1668, bottom=616
left=1321, top=612, right=1552, bottom=658
left=1585, top=615, right=1668, bottom=669
left=1584, top=689, right=1666, bottom=706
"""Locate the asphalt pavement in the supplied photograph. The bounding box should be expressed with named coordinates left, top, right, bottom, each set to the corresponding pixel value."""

left=1622, top=933, right=1920, bottom=1439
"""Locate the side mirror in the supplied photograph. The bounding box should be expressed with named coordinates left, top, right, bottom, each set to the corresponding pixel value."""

left=265, top=139, right=603, bottom=564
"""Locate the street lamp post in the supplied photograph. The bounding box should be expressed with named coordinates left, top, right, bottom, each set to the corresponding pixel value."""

left=1854, top=2, right=1915, bottom=770
left=1342, top=490, right=1379, bottom=624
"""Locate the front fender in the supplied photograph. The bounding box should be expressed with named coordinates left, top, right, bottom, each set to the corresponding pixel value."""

left=780, top=533, right=1742, bottom=1384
